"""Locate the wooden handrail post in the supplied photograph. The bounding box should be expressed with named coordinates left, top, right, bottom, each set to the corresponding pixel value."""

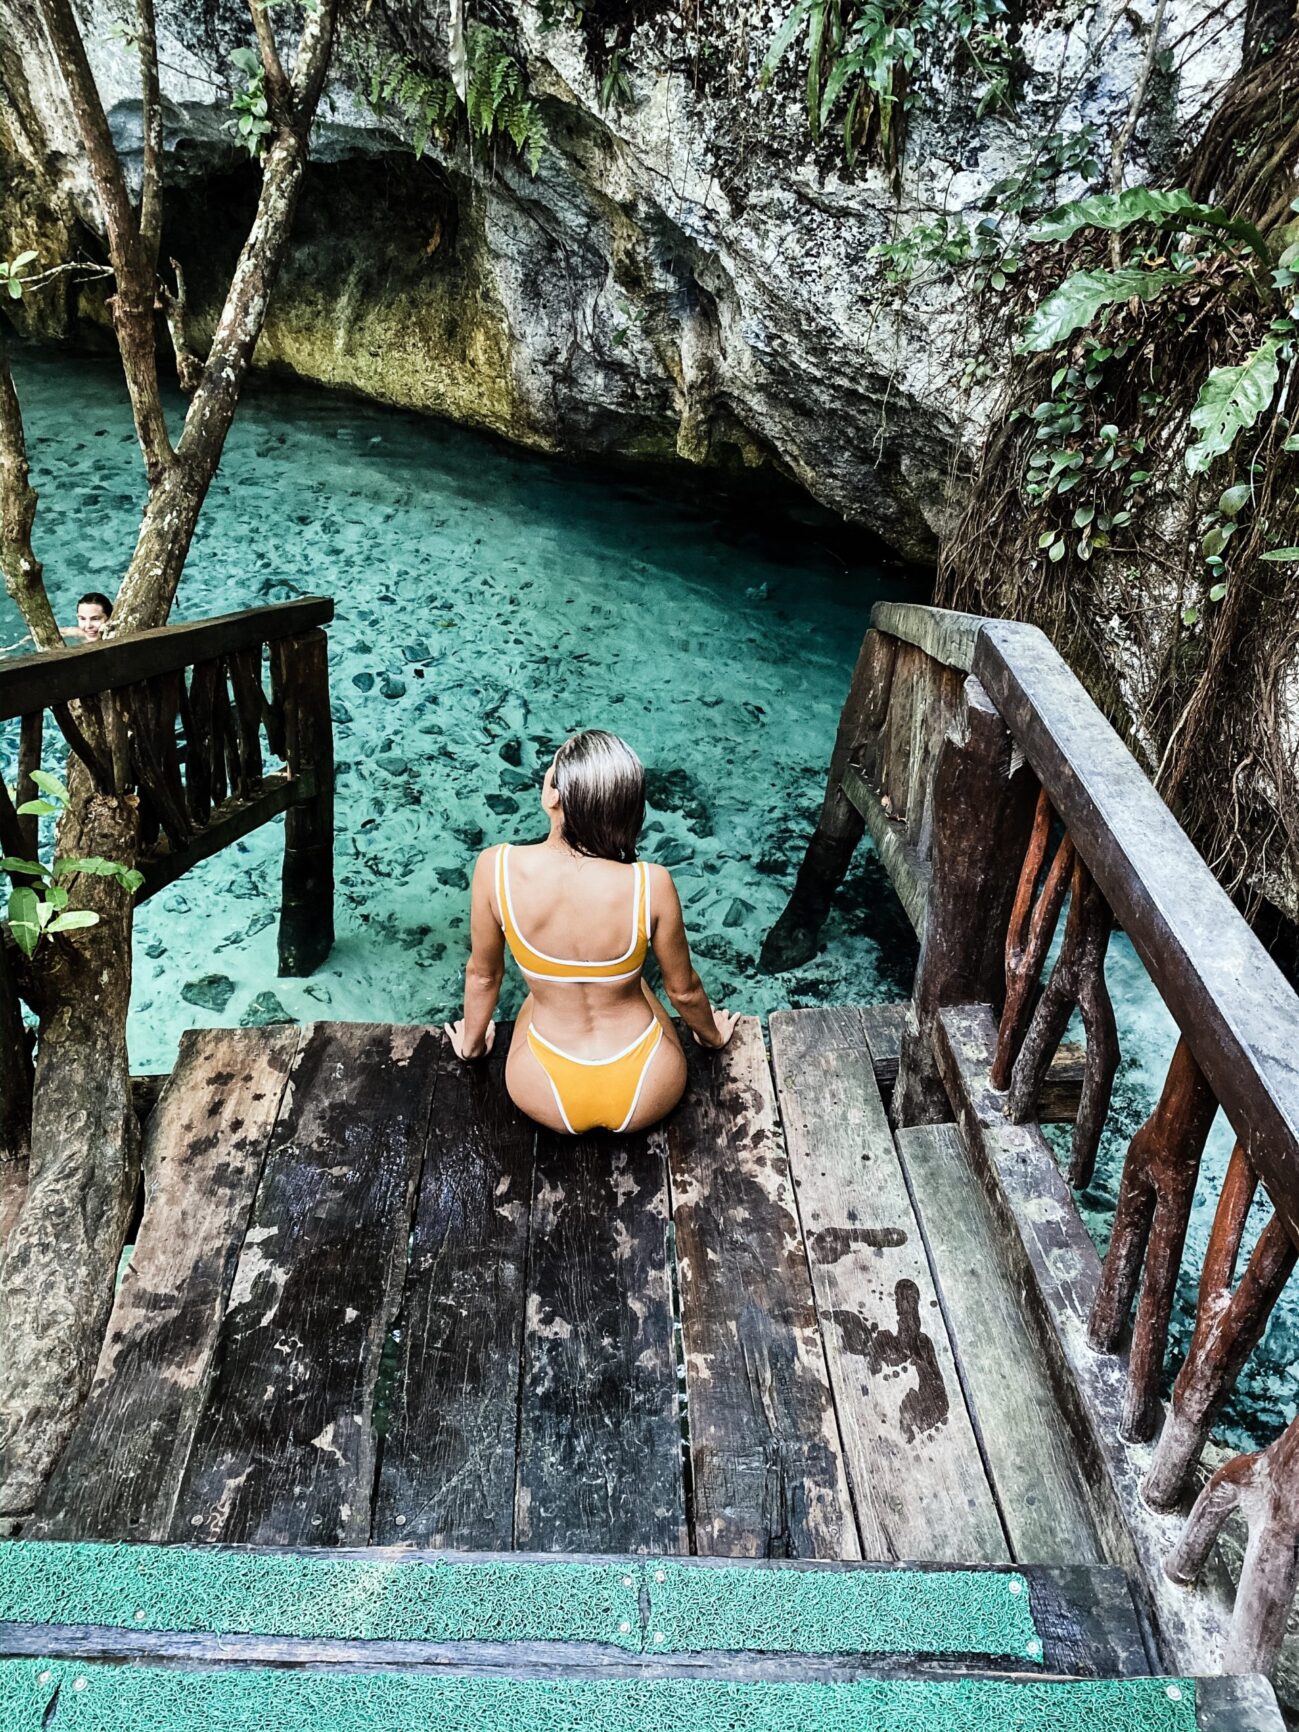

left=272, top=629, right=334, bottom=977
left=761, top=630, right=895, bottom=973
left=893, top=675, right=1036, bottom=1125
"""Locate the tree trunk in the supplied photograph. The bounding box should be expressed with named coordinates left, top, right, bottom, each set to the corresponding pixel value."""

left=0, top=792, right=140, bottom=1525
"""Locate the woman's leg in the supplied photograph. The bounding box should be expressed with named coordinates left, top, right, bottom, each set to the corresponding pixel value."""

left=504, top=995, right=569, bottom=1134
left=622, top=982, right=688, bottom=1134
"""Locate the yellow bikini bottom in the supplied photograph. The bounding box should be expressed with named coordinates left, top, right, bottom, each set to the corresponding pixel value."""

left=526, top=1021, right=664, bottom=1135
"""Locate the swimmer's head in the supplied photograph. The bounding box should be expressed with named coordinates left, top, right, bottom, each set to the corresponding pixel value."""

left=77, top=592, right=112, bottom=640
left=543, top=730, right=645, bottom=864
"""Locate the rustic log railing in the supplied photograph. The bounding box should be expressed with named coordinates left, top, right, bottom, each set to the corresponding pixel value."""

left=769, top=599, right=1299, bottom=1682
left=0, top=597, right=335, bottom=975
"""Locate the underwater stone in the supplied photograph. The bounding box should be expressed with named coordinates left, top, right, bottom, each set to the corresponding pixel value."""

left=723, top=897, right=755, bottom=929
left=499, top=737, right=523, bottom=767
left=331, top=702, right=353, bottom=723
left=181, top=974, right=236, bottom=1013
left=380, top=674, right=407, bottom=699
left=451, top=822, right=485, bottom=848
left=653, top=840, right=693, bottom=867
left=351, top=672, right=375, bottom=692
left=436, top=866, right=469, bottom=890
left=645, top=768, right=713, bottom=836
left=486, top=793, right=519, bottom=816
left=240, top=991, right=295, bottom=1027
left=375, top=755, right=408, bottom=775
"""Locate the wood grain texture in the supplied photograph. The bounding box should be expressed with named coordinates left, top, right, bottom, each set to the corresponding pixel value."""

left=172, top=1022, right=435, bottom=1546
left=373, top=1028, right=534, bottom=1549
left=29, top=1026, right=300, bottom=1542
left=666, top=1016, right=858, bottom=1561
left=515, top=1123, right=686, bottom=1554
left=895, top=1121, right=1103, bottom=1567
left=770, top=1009, right=1007, bottom=1565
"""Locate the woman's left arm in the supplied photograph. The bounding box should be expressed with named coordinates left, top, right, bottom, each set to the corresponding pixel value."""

left=446, top=848, right=506, bottom=1060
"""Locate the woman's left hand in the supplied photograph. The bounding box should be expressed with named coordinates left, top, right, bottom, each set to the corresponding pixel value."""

left=445, top=1018, right=496, bottom=1061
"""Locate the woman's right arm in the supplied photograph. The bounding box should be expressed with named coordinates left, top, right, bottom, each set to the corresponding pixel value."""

left=648, top=865, right=736, bottom=1049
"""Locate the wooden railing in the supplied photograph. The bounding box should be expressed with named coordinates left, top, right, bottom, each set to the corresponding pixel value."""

left=770, top=600, right=1299, bottom=1682
left=0, top=597, right=335, bottom=975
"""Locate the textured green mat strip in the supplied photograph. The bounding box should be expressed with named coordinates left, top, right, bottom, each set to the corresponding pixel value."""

left=648, top=1562, right=1042, bottom=1659
left=0, top=1663, right=1199, bottom=1732
left=0, top=1544, right=641, bottom=1649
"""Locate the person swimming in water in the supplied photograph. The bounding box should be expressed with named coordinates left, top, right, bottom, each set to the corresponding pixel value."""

left=445, top=729, right=736, bottom=1134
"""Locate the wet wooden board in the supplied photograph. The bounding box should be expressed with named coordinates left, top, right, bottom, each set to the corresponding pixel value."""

left=770, top=1008, right=1008, bottom=1565
left=172, top=1023, right=436, bottom=1546
left=515, top=1122, right=686, bottom=1554
left=895, top=1122, right=1104, bottom=1566
left=29, top=1026, right=301, bottom=1542
left=665, top=1016, right=858, bottom=1560
left=373, top=1028, right=535, bottom=1548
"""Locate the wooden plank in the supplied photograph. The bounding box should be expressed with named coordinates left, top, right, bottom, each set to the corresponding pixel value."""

left=172, top=1022, right=435, bottom=1546
left=973, top=620, right=1299, bottom=1239
left=665, top=1015, right=858, bottom=1560
left=372, top=1028, right=535, bottom=1548
left=860, top=1003, right=909, bottom=1089
left=515, top=1123, right=685, bottom=1554
left=770, top=1008, right=1008, bottom=1565
left=29, top=1027, right=300, bottom=1541
left=871, top=601, right=983, bottom=672
left=0, top=598, right=334, bottom=720
left=137, top=770, right=312, bottom=901
left=842, top=764, right=929, bottom=936
left=895, top=1122, right=1104, bottom=1566
left=932, top=1002, right=1240, bottom=1677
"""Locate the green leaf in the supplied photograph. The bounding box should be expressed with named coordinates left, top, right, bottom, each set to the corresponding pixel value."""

left=1037, top=529, right=1058, bottom=548
left=1209, top=582, right=1228, bottom=601
left=1018, top=268, right=1183, bottom=354
left=1048, top=538, right=1066, bottom=562
left=11, top=250, right=37, bottom=269
left=1028, top=186, right=1271, bottom=263
left=1218, top=483, right=1251, bottom=516
left=1185, top=337, right=1282, bottom=476
left=1182, top=605, right=1199, bottom=626
left=29, top=770, right=69, bottom=804
left=7, top=279, right=21, bottom=300
left=45, top=885, right=68, bottom=910
left=0, top=857, right=48, bottom=877
left=230, top=45, right=261, bottom=73
left=6, top=886, right=41, bottom=956
left=46, top=910, right=100, bottom=935
left=1073, top=503, right=1095, bottom=527
left=1201, top=524, right=1230, bottom=558
left=760, top=0, right=813, bottom=86
left=1260, top=546, right=1299, bottom=561
left=16, top=799, right=56, bottom=817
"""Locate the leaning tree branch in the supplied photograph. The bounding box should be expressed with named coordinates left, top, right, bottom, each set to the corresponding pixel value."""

left=289, top=0, right=338, bottom=125
left=0, top=337, right=61, bottom=653
left=1107, top=0, right=1171, bottom=267
left=248, top=0, right=291, bottom=115
left=136, top=0, right=164, bottom=275
left=37, top=0, right=173, bottom=485
left=159, top=258, right=205, bottom=395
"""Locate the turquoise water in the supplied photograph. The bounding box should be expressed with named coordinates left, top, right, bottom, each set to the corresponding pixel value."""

left=7, top=349, right=1289, bottom=1456
left=5, top=348, right=916, bottom=1069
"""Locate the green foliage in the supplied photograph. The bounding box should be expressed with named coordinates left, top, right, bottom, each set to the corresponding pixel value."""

left=228, top=46, right=273, bottom=158
left=1017, top=266, right=1185, bottom=353
left=1185, top=336, right=1284, bottom=475
left=1029, top=185, right=1273, bottom=270
left=2, top=773, right=142, bottom=960
left=762, top=0, right=1017, bottom=168
left=0, top=252, right=36, bottom=301
left=355, top=27, right=548, bottom=174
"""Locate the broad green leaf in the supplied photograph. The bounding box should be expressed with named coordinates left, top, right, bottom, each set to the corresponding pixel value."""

left=1218, top=483, right=1250, bottom=516
left=16, top=799, right=56, bottom=817
left=1029, top=186, right=1270, bottom=262
left=1185, top=338, right=1281, bottom=476
left=0, top=857, right=48, bottom=877
left=11, top=250, right=36, bottom=269
left=1182, top=605, right=1199, bottom=626
left=1261, top=546, right=1299, bottom=561
left=760, top=0, right=813, bottom=84
left=29, top=770, right=69, bottom=803
left=1209, top=582, right=1228, bottom=601
left=118, top=867, right=145, bottom=894
left=45, top=885, right=68, bottom=910
left=46, top=910, right=100, bottom=935
left=1018, top=268, right=1183, bottom=354
left=55, top=856, right=123, bottom=877
left=6, top=886, right=40, bottom=956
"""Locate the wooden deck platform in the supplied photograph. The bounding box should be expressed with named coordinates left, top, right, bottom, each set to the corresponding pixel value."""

left=28, top=1009, right=1104, bottom=1568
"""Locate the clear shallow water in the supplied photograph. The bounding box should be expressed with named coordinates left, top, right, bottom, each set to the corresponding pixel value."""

left=6, top=348, right=917, bottom=1067
left=7, top=348, right=1289, bottom=1455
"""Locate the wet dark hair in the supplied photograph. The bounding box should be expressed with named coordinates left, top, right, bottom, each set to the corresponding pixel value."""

left=78, top=592, right=112, bottom=615
left=553, top=730, right=645, bottom=864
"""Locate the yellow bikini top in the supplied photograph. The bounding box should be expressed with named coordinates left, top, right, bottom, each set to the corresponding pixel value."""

left=496, top=843, right=651, bottom=984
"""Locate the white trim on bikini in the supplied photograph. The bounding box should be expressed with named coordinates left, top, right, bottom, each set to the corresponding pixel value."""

left=615, top=1024, right=664, bottom=1133
left=528, top=1021, right=660, bottom=1065
left=499, top=843, right=644, bottom=969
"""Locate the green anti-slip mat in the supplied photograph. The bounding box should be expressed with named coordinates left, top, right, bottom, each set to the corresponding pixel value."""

left=0, top=1544, right=1041, bottom=1660
left=0, top=1662, right=1199, bottom=1732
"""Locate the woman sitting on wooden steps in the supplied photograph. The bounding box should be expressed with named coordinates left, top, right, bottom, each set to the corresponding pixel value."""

left=446, top=729, right=736, bottom=1134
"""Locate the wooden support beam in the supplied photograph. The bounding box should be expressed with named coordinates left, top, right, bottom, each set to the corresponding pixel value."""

left=992, top=788, right=1074, bottom=1091
left=136, top=771, right=311, bottom=902
left=272, top=630, right=334, bottom=977
left=840, top=765, right=930, bottom=937
left=894, top=676, right=1036, bottom=1125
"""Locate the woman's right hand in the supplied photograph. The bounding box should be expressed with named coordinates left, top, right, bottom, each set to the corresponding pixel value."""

left=695, top=1008, right=738, bottom=1050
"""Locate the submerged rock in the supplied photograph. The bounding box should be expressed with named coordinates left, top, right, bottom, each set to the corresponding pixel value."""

left=181, top=973, right=236, bottom=1013
left=240, top=991, right=295, bottom=1027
